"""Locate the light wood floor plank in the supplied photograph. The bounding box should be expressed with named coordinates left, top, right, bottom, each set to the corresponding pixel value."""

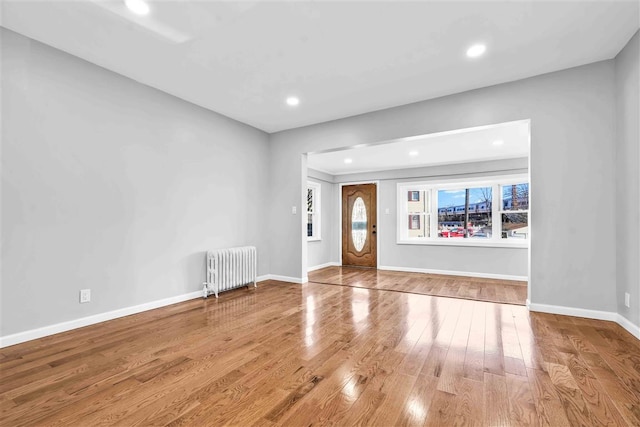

left=1, top=273, right=637, bottom=426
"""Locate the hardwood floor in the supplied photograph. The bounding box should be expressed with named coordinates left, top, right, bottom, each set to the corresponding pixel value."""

left=309, top=266, right=528, bottom=305
left=1, top=279, right=638, bottom=426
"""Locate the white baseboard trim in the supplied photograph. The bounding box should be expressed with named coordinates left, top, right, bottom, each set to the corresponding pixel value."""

left=378, top=265, right=527, bottom=282
left=307, top=262, right=340, bottom=272
left=262, top=274, right=306, bottom=284
left=256, top=274, right=271, bottom=282
left=0, top=290, right=202, bottom=349
left=528, top=302, right=618, bottom=321
left=616, top=314, right=640, bottom=339
left=528, top=302, right=640, bottom=340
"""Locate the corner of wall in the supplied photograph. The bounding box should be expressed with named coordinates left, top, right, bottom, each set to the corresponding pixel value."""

left=613, top=29, right=640, bottom=335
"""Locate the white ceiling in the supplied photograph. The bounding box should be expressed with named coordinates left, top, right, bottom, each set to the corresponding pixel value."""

left=1, top=1, right=638, bottom=133
left=307, top=120, right=529, bottom=175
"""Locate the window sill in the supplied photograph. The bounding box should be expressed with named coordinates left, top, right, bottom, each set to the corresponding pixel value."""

left=307, top=237, right=322, bottom=242
left=396, top=239, right=528, bottom=249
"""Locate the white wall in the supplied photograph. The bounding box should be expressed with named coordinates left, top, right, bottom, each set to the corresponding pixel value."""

left=1, top=29, right=270, bottom=337
left=3, top=27, right=637, bottom=343
left=270, top=59, right=617, bottom=314
left=615, top=31, right=639, bottom=329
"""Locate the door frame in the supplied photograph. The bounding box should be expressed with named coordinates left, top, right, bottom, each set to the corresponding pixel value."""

left=338, top=181, right=380, bottom=269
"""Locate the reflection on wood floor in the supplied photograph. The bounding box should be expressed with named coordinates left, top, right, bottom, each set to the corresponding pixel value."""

left=1, top=280, right=638, bottom=426
left=309, top=266, right=528, bottom=305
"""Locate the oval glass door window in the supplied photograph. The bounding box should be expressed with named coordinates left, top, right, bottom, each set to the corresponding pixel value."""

left=351, top=197, right=367, bottom=252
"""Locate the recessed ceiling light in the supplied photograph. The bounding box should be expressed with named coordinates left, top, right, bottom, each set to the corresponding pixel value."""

left=492, top=139, right=504, bottom=146
left=344, top=158, right=353, bottom=164
left=124, top=0, right=150, bottom=15
left=466, top=43, right=486, bottom=58
left=409, top=150, right=419, bottom=156
left=286, top=96, right=300, bottom=106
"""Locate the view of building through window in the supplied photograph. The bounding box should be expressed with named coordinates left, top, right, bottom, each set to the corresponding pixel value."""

left=407, top=190, right=429, bottom=238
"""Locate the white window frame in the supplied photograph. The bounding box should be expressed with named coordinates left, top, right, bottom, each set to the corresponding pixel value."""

left=396, top=174, right=529, bottom=248
left=307, top=181, right=321, bottom=241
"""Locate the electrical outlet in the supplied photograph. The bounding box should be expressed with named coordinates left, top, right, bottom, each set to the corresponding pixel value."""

left=624, top=292, right=630, bottom=308
left=292, top=206, right=297, bottom=214
left=80, top=289, right=91, bottom=303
